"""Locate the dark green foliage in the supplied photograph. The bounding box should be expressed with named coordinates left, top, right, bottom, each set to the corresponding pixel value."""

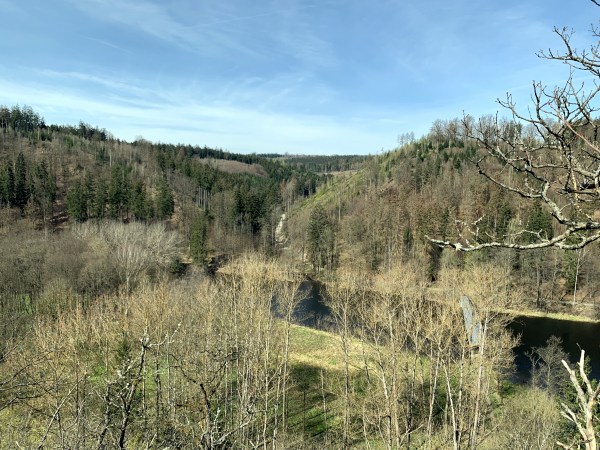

left=0, top=163, right=15, bottom=206
left=232, top=186, right=266, bottom=234
left=13, top=152, right=29, bottom=211
left=131, top=180, right=152, bottom=221
left=0, top=104, right=331, bottom=260
left=190, top=210, right=208, bottom=264
left=155, top=177, right=174, bottom=220
left=66, top=179, right=89, bottom=222
left=0, top=104, right=44, bottom=133
left=78, top=121, right=107, bottom=141
left=525, top=200, right=553, bottom=243
left=108, top=164, right=131, bottom=219
left=30, top=160, right=57, bottom=223
left=496, top=202, right=512, bottom=237
left=403, top=227, right=413, bottom=258
left=94, top=178, right=108, bottom=219
left=169, top=256, right=186, bottom=276
left=308, top=204, right=336, bottom=271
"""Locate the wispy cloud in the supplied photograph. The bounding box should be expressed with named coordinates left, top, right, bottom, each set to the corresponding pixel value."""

left=4, top=0, right=598, bottom=154
left=83, top=36, right=134, bottom=54
left=67, top=0, right=262, bottom=59
left=68, top=0, right=338, bottom=70
left=0, top=74, right=396, bottom=153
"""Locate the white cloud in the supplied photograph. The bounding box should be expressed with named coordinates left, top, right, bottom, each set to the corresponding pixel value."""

left=67, top=0, right=262, bottom=59
left=0, top=75, right=397, bottom=154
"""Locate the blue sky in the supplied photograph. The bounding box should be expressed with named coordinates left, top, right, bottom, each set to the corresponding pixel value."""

left=0, top=0, right=598, bottom=154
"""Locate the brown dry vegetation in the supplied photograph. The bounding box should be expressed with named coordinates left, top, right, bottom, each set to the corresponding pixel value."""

left=195, top=157, right=268, bottom=177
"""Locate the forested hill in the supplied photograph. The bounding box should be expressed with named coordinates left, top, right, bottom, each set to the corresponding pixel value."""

left=286, top=126, right=600, bottom=318
left=2, top=104, right=598, bottom=317
left=260, top=153, right=369, bottom=173
left=0, top=105, right=332, bottom=256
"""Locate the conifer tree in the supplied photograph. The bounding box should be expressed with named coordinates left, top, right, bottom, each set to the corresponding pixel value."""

left=525, top=200, right=554, bottom=243
left=190, top=210, right=208, bottom=264
left=30, top=160, right=56, bottom=226
left=155, top=177, right=174, bottom=220
left=13, top=152, right=29, bottom=211
left=94, top=177, right=108, bottom=219
left=108, top=164, right=130, bottom=219
left=66, top=179, right=88, bottom=222
left=131, top=180, right=151, bottom=221
left=0, top=163, right=14, bottom=206
left=307, top=204, right=335, bottom=271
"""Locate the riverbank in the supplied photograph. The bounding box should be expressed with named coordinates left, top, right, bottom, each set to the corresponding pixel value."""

left=503, top=307, right=600, bottom=323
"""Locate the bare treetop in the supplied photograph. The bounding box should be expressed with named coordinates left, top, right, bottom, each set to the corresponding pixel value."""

left=430, top=5, right=600, bottom=251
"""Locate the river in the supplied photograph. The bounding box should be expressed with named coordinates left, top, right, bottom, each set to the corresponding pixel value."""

left=509, top=315, right=600, bottom=380
left=293, top=279, right=600, bottom=381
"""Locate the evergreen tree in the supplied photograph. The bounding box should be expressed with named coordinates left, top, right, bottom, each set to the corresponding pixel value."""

left=13, top=152, right=29, bottom=211
left=108, top=165, right=130, bottom=219
left=94, top=177, right=108, bottom=219
left=525, top=200, right=553, bottom=243
left=307, top=204, right=335, bottom=271
left=83, top=171, right=94, bottom=219
left=30, top=160, right=56, bottom=225
left=66, top=180, right=88, bottom=222
left=0, top=163, right=14, bottom=206
left=190, top=210, right=208, bottom=264
left=131, top=180, right=151, bottom=221
left=155, top=177, right=174, bottom=220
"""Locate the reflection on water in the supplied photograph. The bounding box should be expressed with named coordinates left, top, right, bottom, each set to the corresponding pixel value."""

left=293, top=279, right=333, bottom=329
left=508, top=316, right=600, bottom=381
left=292, top=279, right=600, bottom=381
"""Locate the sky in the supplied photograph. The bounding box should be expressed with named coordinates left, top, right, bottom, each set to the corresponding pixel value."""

left=0, top=0, right=598, bottom=155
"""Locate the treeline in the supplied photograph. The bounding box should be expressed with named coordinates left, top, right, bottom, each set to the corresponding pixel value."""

left=274, top=154, right=370, bottom=173
left=0, top=104, right=45, bottom=133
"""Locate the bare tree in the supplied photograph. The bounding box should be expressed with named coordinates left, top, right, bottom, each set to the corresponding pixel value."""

left=557, top=350, right=600, bottom=450
left=74, top=221, right=180, bottom=293
left=430, top=3, right=600, bottom=251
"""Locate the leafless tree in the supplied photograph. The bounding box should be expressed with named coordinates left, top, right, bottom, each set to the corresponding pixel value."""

left=430, top=3, right=600, bottom=251
left=557, top=350, right=600, bottom=450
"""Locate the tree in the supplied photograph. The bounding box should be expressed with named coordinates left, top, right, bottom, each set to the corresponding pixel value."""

left=66, top=180, right=88, bottom=222
left=155, top=177, right=174, bottom=220
left=13, top=152, right=29, bottom=211
left=307, top=204, right=336, bottom=272
left=557, top=350, right=600, bottom=450
left=190, top=209, right=208, bottom=264
left=30, top=161, right=57, bottom=228
left=130, top=180, right=151, bottom=221
left=430, top=2, right=600, bottom=251
left=108, top=164, right=130, bottom=219
left=94, top=177, right=108, bottom=219
left=0, top=163, right=14, bottom=207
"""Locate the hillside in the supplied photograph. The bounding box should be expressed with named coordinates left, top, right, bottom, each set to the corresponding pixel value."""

left=0, top=106, right=330, bottom=256
left=284, top=133, right=600, bottom=320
